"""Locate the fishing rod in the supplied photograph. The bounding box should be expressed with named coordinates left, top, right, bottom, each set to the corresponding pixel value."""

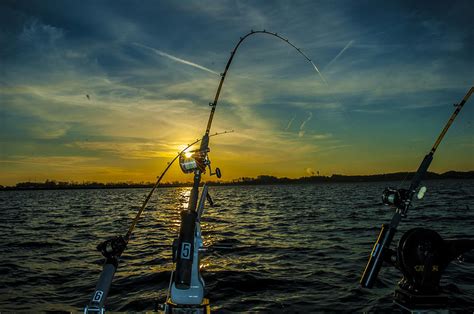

left=360, top=86, right=474, bottom=289
left=86, top=29, right=320, bottom=313
left=165, top=30, right=323, bottom=312
left=84, top=130, right=233, bottom=314
left=177, top=30, right=323, bottom=212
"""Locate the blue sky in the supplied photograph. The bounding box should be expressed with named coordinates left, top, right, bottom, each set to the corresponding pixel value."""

left=1, top=0, right=473, bottom=185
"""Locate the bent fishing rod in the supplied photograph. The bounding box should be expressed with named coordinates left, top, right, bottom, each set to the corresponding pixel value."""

left=206, top=29, right=324, bottom=135
left=84, top=130, right=232, bottom=313
left=360, top=86, right=474, bottom=289
left=86, top=29, right=321, bottom=313
left=166, top=30, right=323, bottom=311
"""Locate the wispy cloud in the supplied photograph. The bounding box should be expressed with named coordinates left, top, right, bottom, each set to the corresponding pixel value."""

left=324, top=40, right=355, bottom=70
left=285, top=114, right=296, bottom=130
left=132, top=42, right=219, bottom=75
left=69, top=140, right=176, bottom=159
left=298, top=112, right=313, bottom=137
left=0, top=156, right=99, bottom=166
left=310, top=61, right=328, bottom=85
left=311, top=133, right=332, bottom=140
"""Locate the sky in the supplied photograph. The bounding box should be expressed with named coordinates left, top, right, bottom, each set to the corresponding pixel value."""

left=0, top=0, right=473, bottom=185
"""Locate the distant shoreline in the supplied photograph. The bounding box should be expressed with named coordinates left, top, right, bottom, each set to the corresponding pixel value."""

left=1, top=171, right=473, bottom=191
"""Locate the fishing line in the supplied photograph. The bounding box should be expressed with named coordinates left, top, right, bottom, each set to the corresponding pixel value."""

left=205, top=30, right=327, bottom=135
left=165, top=30, right=330, bottom=306
left=86, top=30, right=327, bottom=312
left=360, top=86, right=474, bottom=289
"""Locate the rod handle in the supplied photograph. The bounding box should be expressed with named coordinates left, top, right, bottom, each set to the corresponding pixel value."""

left=360, top=224, right=397, bottom=288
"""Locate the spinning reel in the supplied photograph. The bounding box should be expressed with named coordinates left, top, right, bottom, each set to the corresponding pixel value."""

left=179, top=149, right=221, bottom=178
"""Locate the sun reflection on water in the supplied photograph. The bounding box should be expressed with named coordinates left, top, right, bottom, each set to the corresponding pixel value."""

left=167, top=187, right=192, bottom=232
left=178, top=188, right=191, bottom=211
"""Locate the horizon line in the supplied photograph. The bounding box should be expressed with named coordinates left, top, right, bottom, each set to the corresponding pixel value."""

left=2, top=170, right=473, bottom=188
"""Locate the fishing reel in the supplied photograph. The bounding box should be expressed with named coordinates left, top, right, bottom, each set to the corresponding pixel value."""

left=383, top=228, right=474, bottom=310
left=179, top=150, right=221, bottom=178
left=382, top=186, right=427, bottom=212
left=395, top=228, right=446, bottom=294
left=382, top=188, right=411, bottom=209
left=96, top=235, right=127, bottom=262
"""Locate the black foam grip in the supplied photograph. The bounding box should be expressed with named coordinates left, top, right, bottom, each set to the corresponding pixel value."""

left=175, top=210, right=197, bottom=288
left=360, top=224, right=396, bottom=288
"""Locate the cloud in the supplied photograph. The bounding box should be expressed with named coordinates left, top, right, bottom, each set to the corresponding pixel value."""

left=1, top=1, right=473, bottom=185
left=132, top=42, right=219, bottom=75
left=311, top=133, right=332, bottom=140
left=1, top=156, right=99, bottom=166
left=29, top=123, right=70, bottom=139
left=324, top=40, right=354, bottom=70
left=69, top=140, right=177, bottom=159
left=19, top=19, right=64, bottom=47
left=285, top=114, right=296, bottom=130
left=298, top=112, right=313, bottom=137
left=310, top=61, right=328, bottom=85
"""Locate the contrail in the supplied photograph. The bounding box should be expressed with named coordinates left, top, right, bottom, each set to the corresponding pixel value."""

left=133, top=42, right=219, bottom=75
left=298, top=112, right=313, bottom=137
left=285, top=114, right=296, bottom=130
left=310, top=61, right=328, bottom=85
left=324, top=40, right=354, bottom=70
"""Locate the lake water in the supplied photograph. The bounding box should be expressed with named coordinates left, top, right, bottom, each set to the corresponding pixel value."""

left=1, top=180, right=473, bottom=312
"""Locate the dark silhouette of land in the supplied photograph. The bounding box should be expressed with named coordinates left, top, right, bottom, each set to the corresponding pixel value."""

left=1, top=171, right=473, bottom=191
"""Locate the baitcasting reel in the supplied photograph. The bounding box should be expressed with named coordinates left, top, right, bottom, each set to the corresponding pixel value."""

left=382, top=188, right=411, bottom=209
left=382, top=186, right=428, bottom=213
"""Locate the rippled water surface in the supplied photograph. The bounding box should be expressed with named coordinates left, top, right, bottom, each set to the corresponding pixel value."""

left=1, top=180, right=473, bottom=312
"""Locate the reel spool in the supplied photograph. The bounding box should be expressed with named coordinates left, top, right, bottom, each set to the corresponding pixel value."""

left=382, top=187, right=410, bottom=209
left=397, top=228, right=445, bottom=294
left=393, top=228, right=474, bottom=310
left=179, top=151, right=207, bottom=174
